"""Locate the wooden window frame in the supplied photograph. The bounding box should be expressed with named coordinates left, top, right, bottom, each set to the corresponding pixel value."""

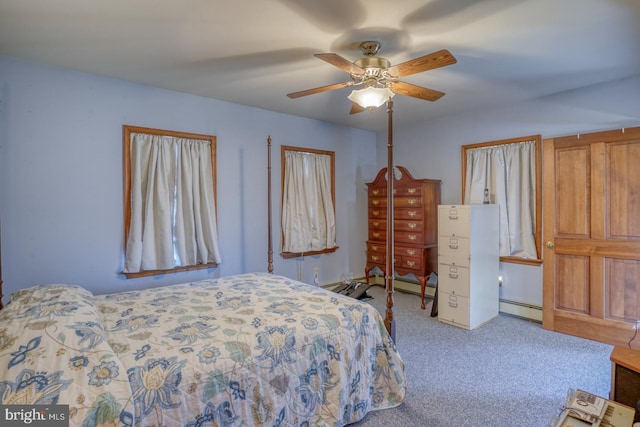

left=280, top=145, right=338, bottom=259
left=461, top=134, right=542, bottom=266
left=122, top=125, right=218, bottom=278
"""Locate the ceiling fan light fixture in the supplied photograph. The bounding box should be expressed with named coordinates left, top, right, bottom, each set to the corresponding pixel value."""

left=348, top=86, right=394, bottom=109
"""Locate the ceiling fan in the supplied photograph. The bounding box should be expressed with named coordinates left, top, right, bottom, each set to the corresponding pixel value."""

left=287, top=41, right=457, bottom=114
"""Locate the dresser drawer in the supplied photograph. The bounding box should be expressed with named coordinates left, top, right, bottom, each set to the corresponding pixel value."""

left=438, top=291, right=470, bottom=328
left=396, top=246, right=424, bottom=272
left=437, top=262, right=470, bottom=296
left=370, top=207, right=386, bottom=219
left=396, top=245, right=422, bottom=258
left=395, top=219, right=423, bottom=233
left=369, top=218, right=424, bottom=233
left=366, top=241, right=386, bottom=266
left=438, top=235, right=470, bottom=258
left=369, top=229, right=386, bottom=241
left=395, top=207, right=422, bottom=220
left=369, top=187, right=386, bottom=198
left=396, top=230, right=423, bottom=245
left=395, top=196, right=423, bottom=208
left=438, top=206, right=470, bottom=237
left=370, top=207, right=423, bottom=221
left=369, top=197, right=387, bottom=208
left=397, top=256, right=423, bottom=271
left=367, top=242, right=385, bottom=254
left=367, top=252, right=384, bottom=265
left=368, top=218, right=386, bottom=231
left=395, top=186, right=422, bottom=197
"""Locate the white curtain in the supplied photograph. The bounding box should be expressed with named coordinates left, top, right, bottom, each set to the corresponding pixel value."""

left=282, top=150, right=336, bottom=253
left=124, top=133, right=221, bottom=273
left=464, top=140, right=537, bottom=258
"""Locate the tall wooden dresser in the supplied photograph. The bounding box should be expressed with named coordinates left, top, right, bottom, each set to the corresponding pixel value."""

left=365, top=166, right=441, bottom=309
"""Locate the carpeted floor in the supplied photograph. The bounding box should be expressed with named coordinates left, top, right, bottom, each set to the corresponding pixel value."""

left=352, top=285, right=615, bottom=427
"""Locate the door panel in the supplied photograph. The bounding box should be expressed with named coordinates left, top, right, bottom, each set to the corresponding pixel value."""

left=555, top=147, right=590, bottom=237
left=608, top=142, right=640, bottom=239
left=543, top=127, right=640, bottom=348
left=606, top=258, right=640, bottom=322
left=554, top=254, right=589, bottom=314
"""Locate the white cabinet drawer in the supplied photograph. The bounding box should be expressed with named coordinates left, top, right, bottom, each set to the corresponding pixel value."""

left=438, top=235, right=470, bottom=258
left=437, top=262, right=470, bottom=297
left=438, top=291, right=470, bottom=328
left=438, top=206, right=470, bottom=237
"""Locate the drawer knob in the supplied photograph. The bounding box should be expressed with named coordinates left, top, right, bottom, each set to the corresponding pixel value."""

left=449, top=273, right=458, bottom=279
left=409, top=235, right=417, bottom=241
left=372, top=200, right=379, bottom=205
left=449, top=244, right=458, bottom=249
left=406, top=261, right=415, bottom=267
left=408, top=223, right=417, bottom=229
left=408, top=211, right=417, bottom=217
left=373, top=210, right=380, bottom=216
left=408, top=199, right=417, bottom=205
left=407, top=249, right=416, bottom=256
left=448, top=215, right=458, bottom=220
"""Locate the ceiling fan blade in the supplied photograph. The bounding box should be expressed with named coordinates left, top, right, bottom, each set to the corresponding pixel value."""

left=314, top=53, right=364, bottom=75
left=349, top=102, right=366, bottom=115
left=287, top=81, right=354, bottom=98
left=390, top=81, right=445, bottom=102
left=387, top=49, right=456, bottom=77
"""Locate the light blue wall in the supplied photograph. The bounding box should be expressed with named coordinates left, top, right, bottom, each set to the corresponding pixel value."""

left=2, top=53, right=639, bottom=309
left=0, top=55, right=377, bottom=304
left=379, top=74, right=640, bottom=306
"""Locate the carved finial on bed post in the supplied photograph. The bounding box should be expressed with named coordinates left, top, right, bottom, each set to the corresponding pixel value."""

left=385, top=99, right=396, bottom=342
left=267, top=136, right=274, bottom=274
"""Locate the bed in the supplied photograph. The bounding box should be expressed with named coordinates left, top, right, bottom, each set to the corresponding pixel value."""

left=0, top=273, right=405, bottom=426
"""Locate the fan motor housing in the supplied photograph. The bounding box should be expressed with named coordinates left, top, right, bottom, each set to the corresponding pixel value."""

left=354, top=56, right=390, bottom=71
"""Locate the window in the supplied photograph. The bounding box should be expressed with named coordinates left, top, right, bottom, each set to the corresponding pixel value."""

left=281, top=146, right=337, bottom=258
left=122, top=125, right=221, bottom=278
left=461, top=135, right=542, bottom=265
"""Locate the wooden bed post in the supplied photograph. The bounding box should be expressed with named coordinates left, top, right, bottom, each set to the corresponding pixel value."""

left=385, top=99, right=395, bottom=341
left=267, top=136, right=274, bottom=274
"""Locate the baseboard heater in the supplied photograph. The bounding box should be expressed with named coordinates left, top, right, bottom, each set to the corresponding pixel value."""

left=328, top=275, right=542, bottom=323
left=499, top=299, right=542, bottom=323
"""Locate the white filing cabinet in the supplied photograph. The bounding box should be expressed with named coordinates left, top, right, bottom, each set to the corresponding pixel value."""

left=437, top=205, right=499, bottom=330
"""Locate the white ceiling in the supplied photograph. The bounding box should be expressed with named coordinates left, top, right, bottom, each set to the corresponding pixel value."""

left=1, top=0, right=639, bottom=133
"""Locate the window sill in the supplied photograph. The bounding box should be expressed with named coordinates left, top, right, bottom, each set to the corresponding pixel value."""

left=121, top=262, right=218, bottom=279
left=499, top=256, right=542, bottom=266
left=281, top=246, right=339, bottom=259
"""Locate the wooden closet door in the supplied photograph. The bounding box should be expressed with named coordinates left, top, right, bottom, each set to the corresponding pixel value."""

left=542, top=127, right=640, bottom=348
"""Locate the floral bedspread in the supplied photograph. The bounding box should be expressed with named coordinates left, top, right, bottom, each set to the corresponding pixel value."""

left=0, top=273, right=405, bottom=426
